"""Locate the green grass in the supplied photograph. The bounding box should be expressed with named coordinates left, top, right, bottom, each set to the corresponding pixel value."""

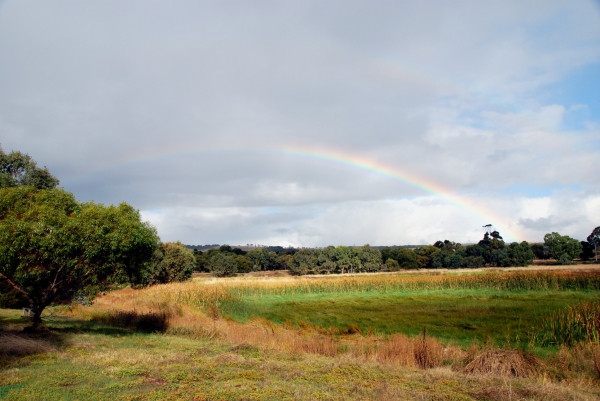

left=226, top=289, right=600, bottom=347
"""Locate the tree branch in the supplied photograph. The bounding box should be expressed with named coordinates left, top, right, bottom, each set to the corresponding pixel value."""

left=0, top=273, right=30, bottom=299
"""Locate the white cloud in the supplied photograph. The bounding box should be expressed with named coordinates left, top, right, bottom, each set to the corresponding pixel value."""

left=142, top=190, right=599, bottom=246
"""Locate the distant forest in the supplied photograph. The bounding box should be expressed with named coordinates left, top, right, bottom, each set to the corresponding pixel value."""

left=190, top=228, right=599, bottom=277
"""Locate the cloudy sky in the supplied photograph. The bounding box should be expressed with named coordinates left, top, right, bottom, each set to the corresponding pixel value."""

left=1, top=1, right=599, bottom=246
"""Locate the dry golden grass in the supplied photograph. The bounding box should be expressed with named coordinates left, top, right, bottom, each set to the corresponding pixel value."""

left=464, top=348, right=541, bottom=378
left=68, top=291, right=454, bottom=370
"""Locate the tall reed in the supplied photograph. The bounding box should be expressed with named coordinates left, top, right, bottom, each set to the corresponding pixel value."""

left=210, top=271, right=600, bottom=298
left=541, top=301, right=600, bottom=346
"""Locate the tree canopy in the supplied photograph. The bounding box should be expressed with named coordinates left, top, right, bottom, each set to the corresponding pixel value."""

left=0, top=145, right=59, bottom=189
left=0, top=187, right=159, bottom=325
left=544, top=232, right=582, bottom=265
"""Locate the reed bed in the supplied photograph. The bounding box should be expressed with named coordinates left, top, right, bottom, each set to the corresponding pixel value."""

left=541, top=301, right=600, bottom=346
left=85, top=270, right=600, bottom=319
left=210, top=270, right=600, bottom=298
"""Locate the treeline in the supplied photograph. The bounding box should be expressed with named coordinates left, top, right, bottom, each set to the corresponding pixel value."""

left=195, top=228, right=599, bottom=277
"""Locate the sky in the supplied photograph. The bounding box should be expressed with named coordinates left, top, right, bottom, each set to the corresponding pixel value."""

left=1, top=1, right=599, bottom=247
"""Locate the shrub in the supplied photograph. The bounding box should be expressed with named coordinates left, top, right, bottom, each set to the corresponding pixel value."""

left=148, top=241, right=195, bottom=284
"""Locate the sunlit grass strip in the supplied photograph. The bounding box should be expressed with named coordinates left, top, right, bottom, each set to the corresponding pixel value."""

left=213, top=271, right=600, bottom=297
left=541, top=301, right=600, bottom=346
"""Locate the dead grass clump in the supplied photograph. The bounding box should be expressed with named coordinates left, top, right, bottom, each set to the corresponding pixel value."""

left=413, top=337, right=443, bottom=369
left=0, top=333, right=55, bottom=357
left=464, top=348, right=541, bottom=378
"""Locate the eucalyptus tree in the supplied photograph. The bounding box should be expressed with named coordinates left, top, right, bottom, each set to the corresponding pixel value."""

left=544, top=232, right=583, bottom=265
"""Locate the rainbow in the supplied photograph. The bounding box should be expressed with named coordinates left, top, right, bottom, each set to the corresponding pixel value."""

left=67, top=143, right=523, bottom=242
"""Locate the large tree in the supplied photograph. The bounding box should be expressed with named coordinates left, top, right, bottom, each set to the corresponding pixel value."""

left=544, top=232, right=582, bottom=265
left=0, top=145, right=59, bottom=189
left=0, top=187, right=159, bottom=326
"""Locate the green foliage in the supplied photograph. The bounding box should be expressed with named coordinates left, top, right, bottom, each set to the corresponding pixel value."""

left=209, top=252, right=237, bottom=277
left=0, top=187, right=159, bottom=324
left=289, top=249, right=317, bottom=275
left=357, top=244, right=383, bottom=272
left=544, top=232, right=583, bottom=265
left=192, top=249, right=210, bottom=272
left=432, top=241, right=464, bottom=269
left=530, top=243, right=549, bottom=260
left=288, top=245, right=382, bottom=275
left=507, top=241, right=535, bottom=266
left=0, top=280, right=29, bottom=309
left=246, top=248, right=267, bottom=271
left=414, top=246, right=440, bottom=269
left=234, top=255, right=253, bottom=273
left=0, top=145, right=59, bottom=189
left=147, top=241, right=195, bottom=284
left=385, top=258, right=400, bottom=271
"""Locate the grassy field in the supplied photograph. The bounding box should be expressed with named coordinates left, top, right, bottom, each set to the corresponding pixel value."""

left=230, top=289, right=600, bottom=347
left=2, top=269, right=600, bottom=400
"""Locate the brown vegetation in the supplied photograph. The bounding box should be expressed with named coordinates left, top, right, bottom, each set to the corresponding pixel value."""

left=464, top=349, right=541, bottom=378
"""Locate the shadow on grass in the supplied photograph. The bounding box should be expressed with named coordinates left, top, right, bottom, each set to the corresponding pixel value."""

left=0, top=309, right=169, bottom=371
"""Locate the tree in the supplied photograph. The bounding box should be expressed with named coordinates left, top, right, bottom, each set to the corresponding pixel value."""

left=334, top=246, right=352, bottom=273
left=530, top=243, right=549, bottom=260
left=414, top=246, right=440, bottom=269
left=234, top=255, right=253, bottom=273
left=192, top=249, right=210, bottom=272
left=246, top=248, right=270, bottom=271
left=544, top=232, right=583, bottom=265
left=588, top=227, right=600, bottom=262
left=148, top=241, right=195, bottom=284
left=477, top=232, right=509, bottom=267
left=357, top=244, right=382, bottom=272
left=318, top=246, right=337, bottom=274
left=507, top=241, right=534, bottom=266
left=0, top=187, right=158, bottom=327
left=0, top=145, right=59, bottom=189
left=289, top=249, right=317, bottom=275
left=209, top=253, right=237, bottom=277
left=385, top=258, right=400, bottom=271
left=579, top=241, right=596, bottom=261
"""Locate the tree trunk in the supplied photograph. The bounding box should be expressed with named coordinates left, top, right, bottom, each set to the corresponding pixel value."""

left=30, top=306, right=43, bottom=329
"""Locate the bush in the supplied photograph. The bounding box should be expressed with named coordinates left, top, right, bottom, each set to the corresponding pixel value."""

left=559, top=253, right=573, bottom=265
left=148, top=241, right=195, bottom=284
